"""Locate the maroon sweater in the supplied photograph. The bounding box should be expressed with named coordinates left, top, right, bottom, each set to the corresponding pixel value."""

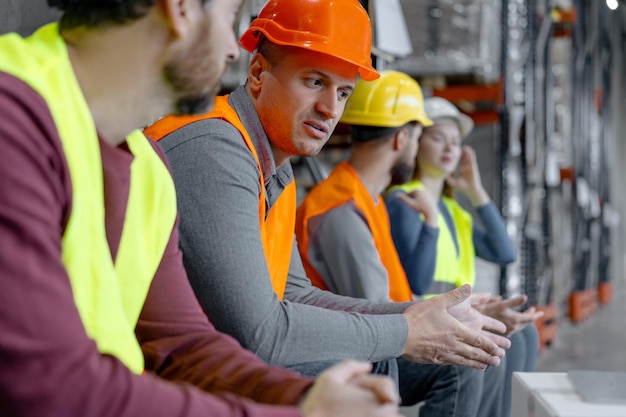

left=0, top=72, right=311, bottom=417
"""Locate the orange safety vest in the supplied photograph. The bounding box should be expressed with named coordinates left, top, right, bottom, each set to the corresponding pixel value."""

left=144, top=96, right=295, bottom=299
left=295, top=162, right=413, bottom=302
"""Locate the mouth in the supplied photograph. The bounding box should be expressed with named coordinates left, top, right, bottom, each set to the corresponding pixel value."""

left=304, top=120, right=329, bottom=139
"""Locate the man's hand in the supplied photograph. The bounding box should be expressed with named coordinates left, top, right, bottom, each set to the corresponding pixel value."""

left=301, top=361, right=401, bottom=417
left=475, top=295, right=544, bottom=337
left=401, top=284, right=511, bottom=370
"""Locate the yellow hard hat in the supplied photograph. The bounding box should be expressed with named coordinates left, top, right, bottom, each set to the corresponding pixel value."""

left=340, top=71, right=432, bottom=128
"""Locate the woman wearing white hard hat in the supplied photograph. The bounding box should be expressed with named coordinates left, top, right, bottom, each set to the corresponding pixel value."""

left=385, top=96, right=541, bottom=417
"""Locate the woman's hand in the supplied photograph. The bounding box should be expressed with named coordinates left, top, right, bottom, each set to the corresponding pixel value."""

left=446, top=146, right=490, bottom=206
left=396, top=188, right=439, bottom=227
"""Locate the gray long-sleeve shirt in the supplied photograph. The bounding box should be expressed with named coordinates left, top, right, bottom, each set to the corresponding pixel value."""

left=156, top=86, right=411, bottom=367
left=306, top=199, right=398, bottom=304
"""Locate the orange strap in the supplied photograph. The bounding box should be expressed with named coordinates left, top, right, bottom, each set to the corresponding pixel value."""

left=296, top=162, right=413, bottom=302
left=145, top=96, right=294, bottom=299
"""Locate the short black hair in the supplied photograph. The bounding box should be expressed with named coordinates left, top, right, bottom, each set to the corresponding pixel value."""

left=257, top=38, right=290, bottom=68
left=350, top=122, right=417, bottom=143
left=52, top=0, right=208, bottom=30
left=350, top=125, right=400, bottom=143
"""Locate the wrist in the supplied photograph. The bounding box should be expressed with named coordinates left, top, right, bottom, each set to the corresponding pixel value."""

left=469, top=188, right=490, bottom=206
left=423, top=210, right=439, bottom=227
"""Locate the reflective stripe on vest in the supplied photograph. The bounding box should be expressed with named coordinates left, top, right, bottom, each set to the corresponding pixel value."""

left=391, top=181, right=474, bottom=298
left=295, top=162, right=413, bottom=302
left=0, top=24, right=177, bottom=373
left=387, top=179, right=423, bottom=195
left=145, top=96, right=295, bottom=299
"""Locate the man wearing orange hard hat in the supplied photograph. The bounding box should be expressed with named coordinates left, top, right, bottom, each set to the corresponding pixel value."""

left=145, top=0, right=510, bottom=415
left=1, top=0, right=408, bottom=415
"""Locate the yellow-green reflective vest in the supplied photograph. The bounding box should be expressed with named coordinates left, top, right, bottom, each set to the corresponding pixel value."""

left=391, top=180, right=475, bottom=298
left=0, top=24, right=177, bottom=373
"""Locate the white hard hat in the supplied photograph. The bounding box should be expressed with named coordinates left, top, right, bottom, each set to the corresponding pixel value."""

left=423, top=97, right=474, bottom=139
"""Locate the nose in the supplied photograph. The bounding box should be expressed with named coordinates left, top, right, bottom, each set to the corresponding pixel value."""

left=315, top=89, right=340, bottom=119
left=226, top=32, right=240, bottom=63
left=443, top=137, right=455, bottom=149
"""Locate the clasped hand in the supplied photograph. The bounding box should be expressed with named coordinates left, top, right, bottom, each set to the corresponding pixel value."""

left=401, top=284, right=511, bottom=370
left=474, top=295, right=544, bottom=337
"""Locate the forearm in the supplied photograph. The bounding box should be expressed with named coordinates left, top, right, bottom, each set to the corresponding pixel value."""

left=386, top=193, right=437, bottom=295
left=405, top=225, right=438, bottom=295
left=138, top=229, right=313, bottom=405
left=473, top=202, right=516, bottom=265
left=163, top=124, right=407, bottom=366
left=467, top=187, right=490, bottom=207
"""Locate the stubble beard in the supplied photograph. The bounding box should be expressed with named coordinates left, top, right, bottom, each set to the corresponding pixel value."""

left=389, top=161, right=414, bottom=187
left=163, top=18, right=222, bottom=116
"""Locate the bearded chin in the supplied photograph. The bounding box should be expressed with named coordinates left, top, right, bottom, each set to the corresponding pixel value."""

left=175, top=93, right=216, bottom=116
left=390, top=163, right=413, bottom=187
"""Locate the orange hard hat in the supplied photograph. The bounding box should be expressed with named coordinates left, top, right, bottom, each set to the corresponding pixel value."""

left=239, top=0, right=379, bottom=81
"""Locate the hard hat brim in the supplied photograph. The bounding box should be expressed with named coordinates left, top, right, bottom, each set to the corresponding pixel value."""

left=239, top=27, right=380, bottom=81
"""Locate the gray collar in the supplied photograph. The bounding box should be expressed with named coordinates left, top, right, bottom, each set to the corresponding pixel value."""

left=228, top=85, right=293, bottom=188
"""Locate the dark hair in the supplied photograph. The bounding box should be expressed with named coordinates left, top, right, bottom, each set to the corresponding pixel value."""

left=257, top=38, right=289, bottom=68
left=350, top=125, right=400, bottom=143
left=52, top=0, right=207, bottom=30
left=350, top=121, right=417, bottom=143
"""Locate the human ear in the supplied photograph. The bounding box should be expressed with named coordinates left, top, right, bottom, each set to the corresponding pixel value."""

left=161, top=0, right=196, bottom=38
left=248, top=53, right=269, bottom=96
left=394, top=127, right=409, bottom=151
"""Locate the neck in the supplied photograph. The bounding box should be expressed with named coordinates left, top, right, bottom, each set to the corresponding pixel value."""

left=271, top=147, right=291, bottom=168
left=64, top=19, right=171, bottom=146
left=418, top=173, right=445, bottom=201
left=348, top=146, right=393, bottom=196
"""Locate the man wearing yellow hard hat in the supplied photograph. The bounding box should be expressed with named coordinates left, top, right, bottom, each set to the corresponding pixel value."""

left=296, top=70, right=433, bottom=304
left=146, top=1, right=510, bottom=415
left=296, top=70, right=511, bottom=417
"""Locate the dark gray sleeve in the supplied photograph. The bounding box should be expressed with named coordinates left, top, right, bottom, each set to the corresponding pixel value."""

left=472, top=202, right=517, bottom=265
left=306, top=203, right=392, bottom=303
left=284, top=238, right=412, bottom=314
left=385, top=190, right=439, bottom=295
left=159, top=119, right=408, bottom=367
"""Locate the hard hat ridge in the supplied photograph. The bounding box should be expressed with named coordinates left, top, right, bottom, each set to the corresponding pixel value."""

left=340, top=70, right=432, bottom=128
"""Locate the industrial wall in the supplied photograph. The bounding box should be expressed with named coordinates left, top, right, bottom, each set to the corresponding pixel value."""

left=1, top=0, right=60, bottom=36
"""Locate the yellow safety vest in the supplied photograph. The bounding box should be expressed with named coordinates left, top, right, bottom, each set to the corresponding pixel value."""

left=144, top=96, right=295, bottom=300
left=391, top=180, right=474, bottom=297
left=0, top=23, right=177, bottom=373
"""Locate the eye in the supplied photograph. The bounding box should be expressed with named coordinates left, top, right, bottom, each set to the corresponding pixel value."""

left=429, top=135, right=443, bottom=142
left=338, top=89, right=352, bottom=101
left=305, top=78, right=324, bottom=88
